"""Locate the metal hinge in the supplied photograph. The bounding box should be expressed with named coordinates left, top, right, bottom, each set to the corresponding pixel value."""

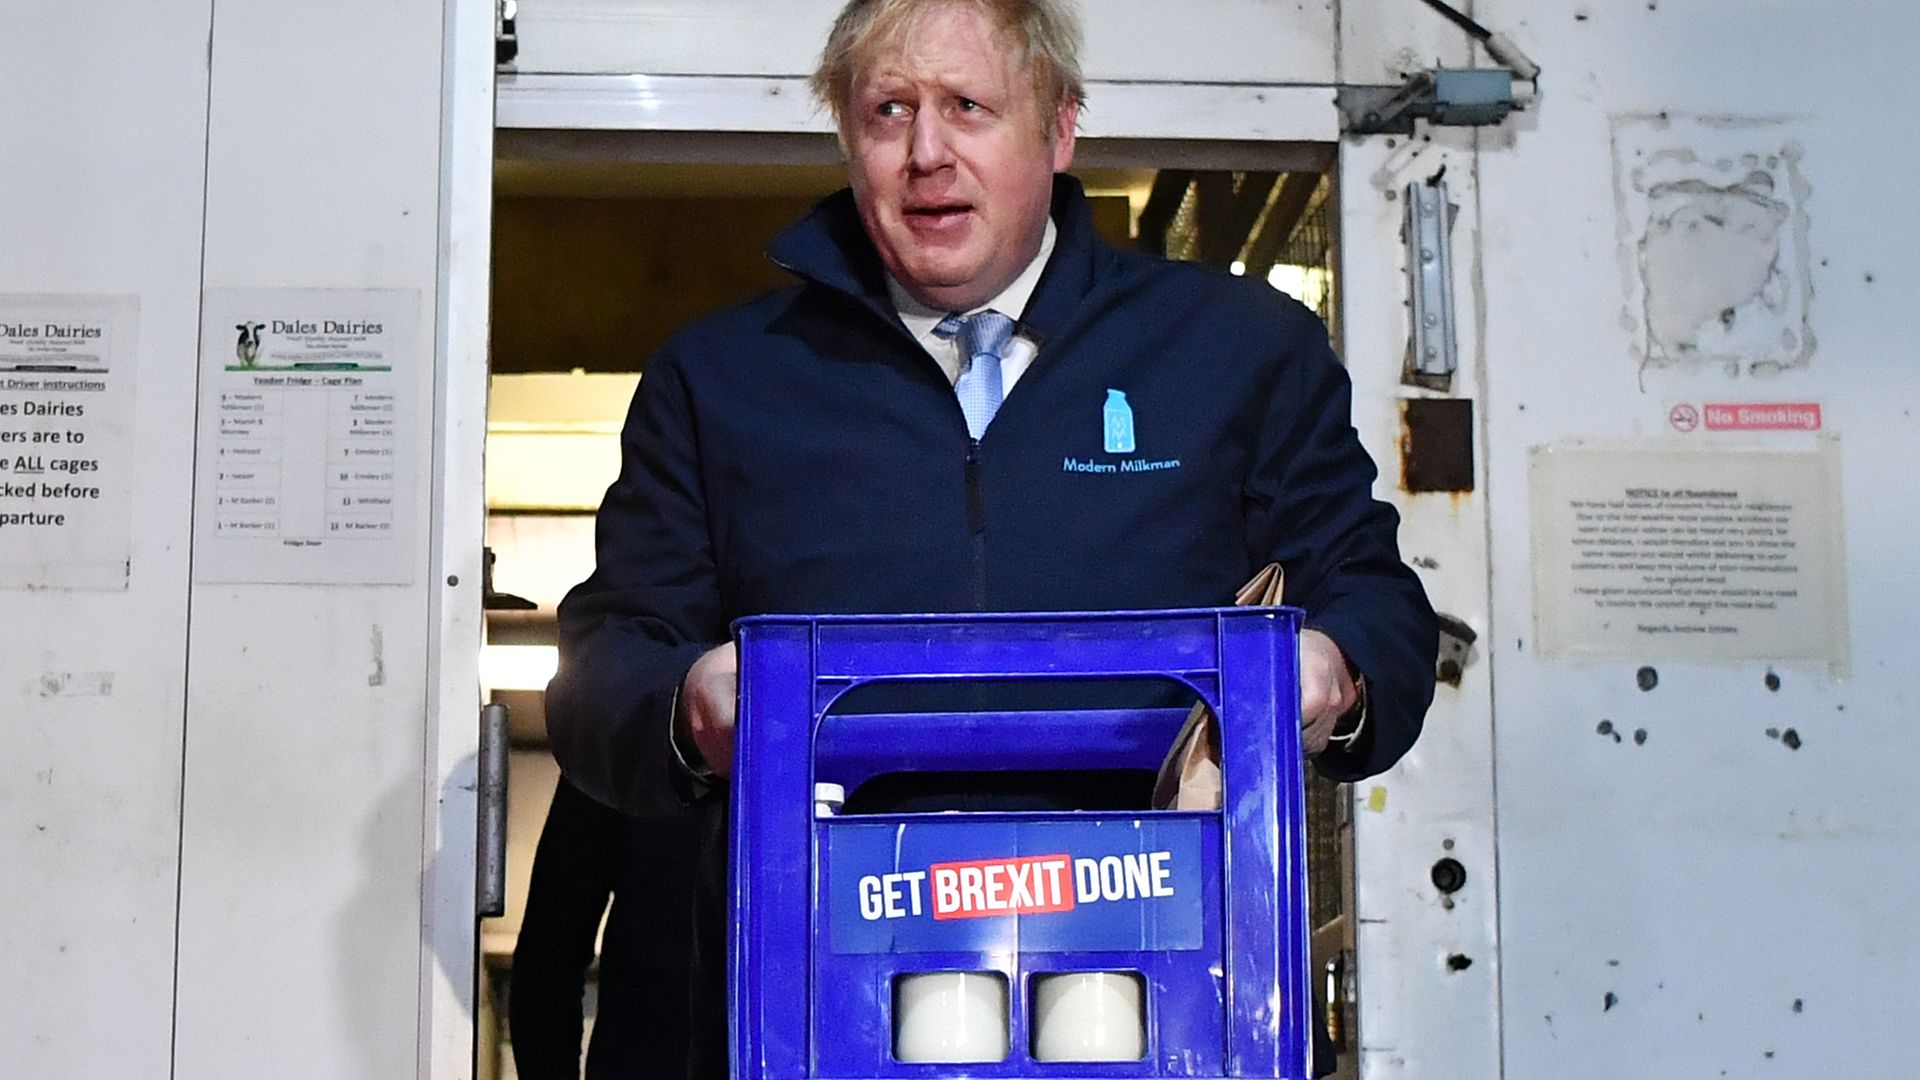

left=477, top=702, right=509, bottom=918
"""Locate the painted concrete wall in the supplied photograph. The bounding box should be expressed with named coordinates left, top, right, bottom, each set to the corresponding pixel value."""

left=0, top=4, right=213, bottom=1075
left=1473, top=2, right=1920, bottom=1075
left=173, top=1, right=488, bottom=1077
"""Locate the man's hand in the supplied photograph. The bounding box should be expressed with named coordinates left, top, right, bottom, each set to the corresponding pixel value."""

left=678, top=641, right=739, bottom=778
left=1299, top=629, right=1360, bottom=756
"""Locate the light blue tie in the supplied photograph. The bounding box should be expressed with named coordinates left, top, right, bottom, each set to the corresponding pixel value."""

left=935, top=310, right=1015, bottom=440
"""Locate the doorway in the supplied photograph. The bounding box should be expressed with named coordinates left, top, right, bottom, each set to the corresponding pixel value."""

left=476, top=131, right=1355, bottom=1080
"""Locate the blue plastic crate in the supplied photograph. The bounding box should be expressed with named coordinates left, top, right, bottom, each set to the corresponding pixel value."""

left=730, top=608, right=1311, bottom=1079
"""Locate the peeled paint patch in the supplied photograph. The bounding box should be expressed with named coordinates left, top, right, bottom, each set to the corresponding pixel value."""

left=1642, top=175, right=1791, bottom=358
left=1611, top=114, right=1815, bottom=376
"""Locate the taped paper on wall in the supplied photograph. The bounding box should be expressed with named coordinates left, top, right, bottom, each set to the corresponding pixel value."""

left=0, top=294, right=138, bottom=590
left=1530, top=443, right=1848, bottom=672
left=192, top=288, right=420, bottom=585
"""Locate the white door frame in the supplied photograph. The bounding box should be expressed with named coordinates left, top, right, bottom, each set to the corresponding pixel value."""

left=426, top=0, right=497, bottom=1077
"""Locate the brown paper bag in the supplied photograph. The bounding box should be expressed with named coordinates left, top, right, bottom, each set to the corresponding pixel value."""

left=1149, top=563, right=1284, bottom=811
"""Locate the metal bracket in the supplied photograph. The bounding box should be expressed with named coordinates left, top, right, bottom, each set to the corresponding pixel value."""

left=1338, top=68, right=1516, bottom=135
left=1405, top=178, right=1459, bottom=385
left=1435, top=612, right=1480, bottom=686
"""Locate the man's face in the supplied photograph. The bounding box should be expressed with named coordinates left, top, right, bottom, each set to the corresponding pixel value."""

left=843, top=2, right=1078, bottom=312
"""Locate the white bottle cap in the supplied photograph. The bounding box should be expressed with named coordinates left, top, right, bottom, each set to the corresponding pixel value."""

left=813, top=782, right=846, bottom=815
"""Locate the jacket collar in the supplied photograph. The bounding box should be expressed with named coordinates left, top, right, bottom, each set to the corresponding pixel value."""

left=765, top=173, right=1103, bottom=344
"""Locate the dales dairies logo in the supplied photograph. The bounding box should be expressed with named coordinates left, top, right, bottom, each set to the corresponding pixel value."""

left=234, top=322, right=265, bottom=369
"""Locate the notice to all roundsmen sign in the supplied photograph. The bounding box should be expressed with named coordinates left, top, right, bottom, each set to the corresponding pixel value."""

left=1529, top=444, right=1848, bottom=670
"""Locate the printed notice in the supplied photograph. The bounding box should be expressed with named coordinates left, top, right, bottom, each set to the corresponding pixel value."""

left=0, top=295, right=138, bottom=590
left=193, top=288, right=418, bottom=585
left=1531, top=444, right=1848, bottom=670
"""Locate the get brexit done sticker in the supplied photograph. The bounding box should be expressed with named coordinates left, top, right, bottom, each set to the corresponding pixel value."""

left=826, top=818, right=1206, bottom=954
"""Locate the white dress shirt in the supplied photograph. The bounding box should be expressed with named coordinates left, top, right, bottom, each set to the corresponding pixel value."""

left=885, top=217, right=1056, bottom=394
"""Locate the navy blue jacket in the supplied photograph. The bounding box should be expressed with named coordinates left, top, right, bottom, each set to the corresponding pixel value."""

left=548, top=176, right=1438, bottom=817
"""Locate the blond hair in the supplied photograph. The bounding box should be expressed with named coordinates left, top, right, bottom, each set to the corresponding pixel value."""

left=811, top=0, right=1086, bottom=134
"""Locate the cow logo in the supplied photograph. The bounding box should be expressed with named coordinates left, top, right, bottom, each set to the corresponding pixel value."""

left=234, top=322, right=265, bottom=369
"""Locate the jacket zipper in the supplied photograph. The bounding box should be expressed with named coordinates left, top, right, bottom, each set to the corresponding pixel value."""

left=965, top=437, right=987, bottom=609
left=775, top=275, right=996, bottom=608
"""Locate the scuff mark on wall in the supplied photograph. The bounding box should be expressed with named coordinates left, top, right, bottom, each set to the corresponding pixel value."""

left=1611, top=114, right=1815, bottom=379
left=367, top=625, right=386, bottom=687
left=33, top=671, right=113, bottom=699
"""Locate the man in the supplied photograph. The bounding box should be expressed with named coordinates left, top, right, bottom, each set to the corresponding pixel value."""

left=508, top=778, right=697, bottom=1078
left=547, top=0, right=1437, bottom=1073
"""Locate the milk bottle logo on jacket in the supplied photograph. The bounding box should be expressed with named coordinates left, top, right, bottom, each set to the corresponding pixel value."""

left=1103, top=389, right=1135, bottom=454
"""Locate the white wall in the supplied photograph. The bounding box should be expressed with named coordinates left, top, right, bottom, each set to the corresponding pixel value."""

left=1474, top=2, right=1920, bottom=1075
left=0, top=4, right=212, bottom=1075
left=513, top=0, right=1338, bottom=83
left=171, top=1, right=486, bottom=1077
